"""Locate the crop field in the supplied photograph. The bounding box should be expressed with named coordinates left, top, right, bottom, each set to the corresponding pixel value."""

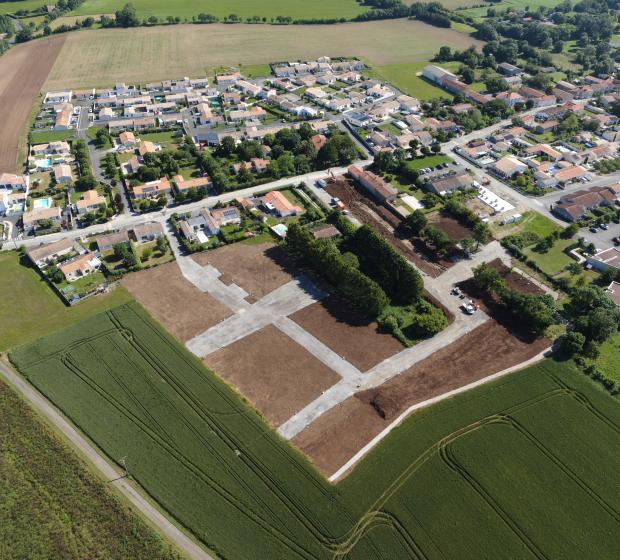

left=43, top=21, right=482, bottom=89
left=10, top=300, right=620, bottom=559
left=0, top=251, right=132, bottom=352
left=0, top=375, right=181, bottom=559
left=0, top=35, right=65, bottom=172
left=70, top=0, right=366, bottom=20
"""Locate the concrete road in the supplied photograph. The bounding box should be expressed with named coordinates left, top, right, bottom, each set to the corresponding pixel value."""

left=0, top=357, right=213, bottom=560
left=3, top=159, right=372, bottom=252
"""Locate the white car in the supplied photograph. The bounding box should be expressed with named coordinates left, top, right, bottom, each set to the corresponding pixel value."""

left=461, top=302, right=476, bottom=315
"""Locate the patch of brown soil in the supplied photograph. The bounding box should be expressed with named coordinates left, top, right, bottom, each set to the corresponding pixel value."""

left=487, top=258, right=546, bottom=296
left=292, top=320, right=549, bottom=477
left=0, top=36, right=66, bottom=172
left=122, top=261, right=232, bottom=342
left=192, top=242, right=297, bottom=300
left=204, top=325, right=340, bottom=428
left=429, top=213, right=473, bottom=240
left=326, top=178, right=452, bottom=277
left=290, top=296, right=405, bottom=372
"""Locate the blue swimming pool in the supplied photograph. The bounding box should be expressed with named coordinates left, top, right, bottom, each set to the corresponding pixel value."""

left=36, top=158, right=52, bottom=169
left=33, top=197, right=52, bottom=209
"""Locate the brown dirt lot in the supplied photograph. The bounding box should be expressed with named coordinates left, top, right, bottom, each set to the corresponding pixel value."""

left=122, top=261, right=232, bottom=342
left=292, top=320, right=549, bottom=477
left=429, top=213, right=473, bottom=240
left=204, top=325, right=340, bottom=428
left=0, top=35, right=66, bottom=172
left=487, top=258, right=546, bottom=296
left=326, top=178, right=449, bottom=277
left=192, top=242, right=297, bottom=300
left=290, top=296, right=405, bottom=372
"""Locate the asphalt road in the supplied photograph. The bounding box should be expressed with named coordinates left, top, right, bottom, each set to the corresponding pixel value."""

left=0, top=357, right=214, bottom=560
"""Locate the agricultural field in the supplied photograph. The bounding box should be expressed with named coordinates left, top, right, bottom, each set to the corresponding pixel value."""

left=70, top=0, right=367, bottom=20
left=11, top=301, right=620, bottom=559
left=0, top=376, right=181, bottom=560
left=0, top=34, right=66, bottom=172
left=459, top=0, right=565, bottom=20
left=0, top=0, right=46, bottom=14
left=43, top=21, right=482, bottom=89
left=596, top=332, right=620, bottom=384
left=0, top=251, right=132, bottom=352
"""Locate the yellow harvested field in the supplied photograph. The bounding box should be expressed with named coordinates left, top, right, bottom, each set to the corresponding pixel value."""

left=44, top=21, right=482, bottom=88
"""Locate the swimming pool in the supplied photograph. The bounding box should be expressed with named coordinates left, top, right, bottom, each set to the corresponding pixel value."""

left=36, top=158, right=52, bottom=169
left=33, top=197, right=52, bottom=209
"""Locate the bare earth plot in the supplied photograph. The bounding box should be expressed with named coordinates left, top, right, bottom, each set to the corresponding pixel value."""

left=0, top=35, right=66, bottom=172
left=290, top=296, right=404, bottom=371
left=122, top=261, right=232, bottom=342
left=429, top=213, right=473, bottom=240
left=191, top=242, right=297, bottom=301
left=44, top=21, right=482, bottom=89
left=292, top=319, right=550, bottom=477
left=204, top=325, right=340, bottom=427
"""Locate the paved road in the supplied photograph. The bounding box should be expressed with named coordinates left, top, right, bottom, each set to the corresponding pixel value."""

left=3, top=159, right=372, bottom=250
left=0, top=357, right=214, bottom=560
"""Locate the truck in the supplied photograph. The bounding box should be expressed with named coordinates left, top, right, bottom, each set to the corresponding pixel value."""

left=316, top=178, right=327, bottom=188
left=501, top=213, right=523, bottom=226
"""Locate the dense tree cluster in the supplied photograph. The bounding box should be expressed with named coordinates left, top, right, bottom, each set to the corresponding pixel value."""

left=473, top=263, right=556, bottom=335
left=286, top=223, right=389, bottom=317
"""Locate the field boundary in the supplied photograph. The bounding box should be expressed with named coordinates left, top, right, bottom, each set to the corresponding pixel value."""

left=328, top=347, right=552, bottom=481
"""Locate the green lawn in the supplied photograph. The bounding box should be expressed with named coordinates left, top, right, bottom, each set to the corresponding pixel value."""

left=70, top=0, right=367, bottom=20
left=11, top=300, right=620, bottom=560
left=369, top=62, right=455, bottom=101
left=0, top=251, right=132, bottom=352
left=597, top=332, right=620, bottom=384
left=138, top=130, right=179, bottom=150
left=0, top=378, right=181, bottom=560
left=238, top=63, right=272, bottom=78
left=404, top=154, right=452, bottom=170
left=30, top=130, right=75, bottom=144
left=524, top=237, right=574, bottom=276
left=0, top=0, right=46, bottom=14
left=517, top=211, right=564, bottom=239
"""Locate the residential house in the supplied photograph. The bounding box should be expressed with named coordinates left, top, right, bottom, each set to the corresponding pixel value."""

left=173, top=174, right=213, bottom=192
left=58, top=252, right=101, bottom=282
left=397, top=95, right=420, bottom=113
left=53, top=163, right=73, bottom=184
left=525, top=143, right=562, bottom=161
left=348, top=165, right=397, bottom=203
left=27, top=238, right=83, bottom=267
left=490, top=156, right=528, bottom=178
left=96, top=230, right=130, bottom=252
left=119, top=131, right=137, bottom=147
left=553, top=187, right=616, bottom=221
left=0, top=173, right=29, bottom=192
left=0, top=191, right=26, bottom=215
left=606, top=282, right=620, bottom=307
left=75, top=189, right=106, bottom=214
left=261, top=190, right=304, bottom=217
left=22, top=206, right=62, bottom=232
left=498, top=62, right=522, bottom=76
left=132, top=177, right=172, bottom=200
left=138, top=141, right=159, bottom=157
left=496, top=91, right=524, bottom=107
left=586, top=247, right=620, bottom=272
left=131, top=222, right=164, bottom=243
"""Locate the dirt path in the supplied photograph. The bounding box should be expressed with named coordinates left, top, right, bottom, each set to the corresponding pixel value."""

left=0, top=36, right=66, bottom=172
left=0, top=357, right=213, bottom=560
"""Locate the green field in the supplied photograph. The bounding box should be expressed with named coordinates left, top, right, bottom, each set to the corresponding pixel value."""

left=0, top=251, right=132, bottom=352
left=459, top=0, right=564, bottom=19
left=597, top=332, right=620, bottom=383
left=0, top=376, right=181, bottom=559
left=0, top=0, right=47, bottom=14
left=11, top=300, right=620, bottom=559
left=30, top=129, right=76, bottom=144
left=70, top=0, right=367, bottom=20
left=369, top=62, right=454, bottom=101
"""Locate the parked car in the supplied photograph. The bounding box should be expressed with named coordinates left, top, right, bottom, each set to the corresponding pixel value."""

left=600, top=223, right=609, bottom=230
left=613, top=237, right=620, bottom=246
left=589, top=226, right=598, bottom=233
left=461, top=302, right=476, bottom=315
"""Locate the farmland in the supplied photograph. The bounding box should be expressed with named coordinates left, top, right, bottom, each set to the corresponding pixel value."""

left=70, top=0, right=367, bottom=20
left=10, top=301, right=620, bottom=559
left=43, top=21, right=482, bottom=89
left=0, top=34, right=65, bottom=172
left=0, top=251, right=132, bottom=352
left=0, top=376, right=181, bottom=560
